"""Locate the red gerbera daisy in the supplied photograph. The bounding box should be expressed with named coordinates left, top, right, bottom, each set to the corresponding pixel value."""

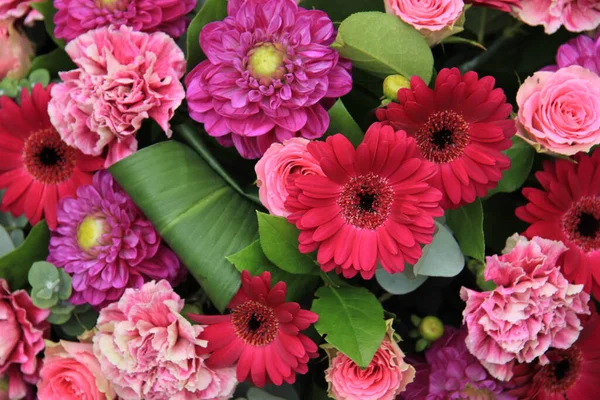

left=516, top=151, right=600, bottom=299
left=376, top=67, right=516, bottom=209
left=0, top=84, right=104, bottom=229
left=284, top=122, right=443, bottom=280
left=188, top=271, right=318, bottom=388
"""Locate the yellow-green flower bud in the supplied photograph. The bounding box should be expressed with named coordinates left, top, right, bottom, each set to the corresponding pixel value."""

left=418, top=315, right=444, bottom=342
left=383, top=74, right=411, bottom=102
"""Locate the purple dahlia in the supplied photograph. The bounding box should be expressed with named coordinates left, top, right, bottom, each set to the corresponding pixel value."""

left=47, top=171, right=185, bottom=308
left=53, top=0, right=196, bottom=42
left=185, top=0, right=353, bottom=159
left=543, top=33, right=600, bottom=74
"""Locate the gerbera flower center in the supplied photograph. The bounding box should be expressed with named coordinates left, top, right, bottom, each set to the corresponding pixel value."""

left=77, top=215, right=109, bottom=251
left=539, top=347, right=582, bottom=393
left=415, top=110, right=470, bottom=164
left=232, top=300, right=279, bottom=347
left=247, top=43, right=286, bottom=84
left=562, top=196, right=600, bottom=252
left=23, top=128, right=76, bottom=185
left=338, top=173, right=394, bottom=230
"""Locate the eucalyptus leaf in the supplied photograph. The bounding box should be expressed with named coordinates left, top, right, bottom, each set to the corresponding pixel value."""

left=32, top=288, right=58, bottom=309
left=487, top=136, right=535, bottom=197
left=57, top=269, right=72, bottom=300
left=324, top=99, right=364, bottom=146
left=376, top=267, right=428, bottom=295
left=28, top=261, right=59, bottom=289
left=445, top=199, right=485, bottom=262
left=0, top=226, right=14, bottom=257
left=332, top=12, right=434, bottom=83
left=110, top=141, right=258, bottom=312
left=31, top=0, right=65, bottom=49
left=186, top=0, right=228, bottom=71
left=28, top=69, right=51, bottom=86
left=312, top=285, right=385, bottom=368
left=47, top=310, right=72, bottom=325
left=413, top=222, right=465, bottom=277
left=9, top=230, right=24, bottom=247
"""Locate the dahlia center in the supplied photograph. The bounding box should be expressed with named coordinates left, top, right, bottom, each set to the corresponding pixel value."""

left=539, top=347, right=582, bottom=393
left=77, top=215, right=108, bottom=251
left=561, top=196, right=600, bottom=252
left=247, top=43, right=286, bottom=83
left=415, top=110, right=470, bottom=164
left=460, top=384, right=496, bottom=400
left=22, top=128, right=76, bottom=185
left=95, top=0, right=127, bottom=11
left=232, top=300, right=278, bottom=347
left=338, top=173, right=394, bottom=230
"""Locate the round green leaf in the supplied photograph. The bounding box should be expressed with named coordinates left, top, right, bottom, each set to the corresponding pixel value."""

left=50, top=300, right=76, bottom=315
left=28, top=261, right=59, bottom=289
left=0, top=226, right=15, bottom=258
left=32, top=288, right=58, bottom=309
left=28, top=69, right=51, bottom=86
left=413, top=222, right=465, bottom=277
left=376, top=267, right=428, bottom=295
left=47, top=310, right=72, bottom=325
left=56, top=269, right=73, bottom=300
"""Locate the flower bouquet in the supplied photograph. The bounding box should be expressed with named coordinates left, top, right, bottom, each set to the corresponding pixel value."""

left=0, top=0, right=599, bottom=399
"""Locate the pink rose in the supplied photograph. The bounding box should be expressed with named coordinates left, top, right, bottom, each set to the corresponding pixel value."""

left=0, top=19, right=33, bottom=80
left=38, top=339, right=115, bottom=400
left=515, top=0, right=600, bottom=34
left=0, top=0, right=42, bottom=26
left=324, top=320, right=415, bottom=400
left=93, top=280, right=237, bottom=400
left=0, top=279, right=49, bottom=400
left=255, top=138, right=324, bottom=217
left=516, top=65, right=600, bottom=156
left=460, top=235, right=591, bottom=382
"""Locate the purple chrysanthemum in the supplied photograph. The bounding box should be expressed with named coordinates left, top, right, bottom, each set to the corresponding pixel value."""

left=53, top=0, right=196, bottom=42
left=47, top=170, right=185, bottom=308
left=185, top=0, right=353, bottom=159
left=401, top=327, right=514, bottom=400
left=542, top=34, right=600, bottom=74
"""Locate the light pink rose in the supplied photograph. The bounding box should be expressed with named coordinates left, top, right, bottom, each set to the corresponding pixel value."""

left=0, top=19, right=33, bottom=80
left=0, top=279, right=49, bottom=400
left=255, top=138, right=324, bottom=217
left=48, top=25, right=186, bottom=168
left=516, top=65, right=600, bottom=156
left=0, top=0, right=42, bottom=26
left=515, top=0, right=600, bottom=34
left=93, top=280, right=237, bottom=400
left=324, top=320, right=415, bottom=400
left=38, top=339, right=115, bottom=400
left=460, top=235, right=591, bottom=382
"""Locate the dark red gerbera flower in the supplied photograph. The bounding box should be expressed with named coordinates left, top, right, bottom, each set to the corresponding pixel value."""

left=516, top=151, right=600, bottom=298
left=0, top=84, right=104, bottom=229
left=284, top=122, right=443, bottom=279
left=377, top=67, right=516, bottom=209
left=188, top=271, right=318, bottom=388
left=465, top=0, right=520, bottom=13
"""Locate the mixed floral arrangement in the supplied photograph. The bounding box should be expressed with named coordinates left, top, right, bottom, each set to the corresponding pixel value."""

left=0, top=0, right=600, bottom=399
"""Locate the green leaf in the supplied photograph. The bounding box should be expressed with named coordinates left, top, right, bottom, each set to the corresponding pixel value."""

left=0, top=226, right=14, bottom=257
left=186, top=0, right=228, bottom=72
left=257, top=212, right=318, bottom=275
left=28, top=69, right=51, bottom=86
left=375, top=267, right=428, bottom=295
left=58, top=307, right=98, bottom=337
left=31, top=0, right=65, bottom=49
left=28, top=261, right=59, bottom=288
left=0, top=221, right=50, bottom=289
left=413, top=222, right=465, bottom=277
left=487, top=136, right=535, bottom=197
left=246, top=388, right=286, bottom=400
left=300, top=0, right=384, bottom=24
left=445, top=199, right=485, bottom=262
left=325, top=99, right=364, bottom=147
left=227, top=241, right=319, bottom=302
left=332, top=12, right=434, bottom=83
left=109, top=141, right=258, bottom=312
left=57, top=269, right=72, bottom=300
left=312, top=285, right=386, bottom=368
left=29, top=49, right=76, bottom=78
left=9, top=230, right=24, bottom=247
left=51, top=300, right=76, bottom=315
left=32, top=288, right=58, bottom=309
left=47, top=310, right=71, bottom=325
left=0, top=79, right=19, bottom=97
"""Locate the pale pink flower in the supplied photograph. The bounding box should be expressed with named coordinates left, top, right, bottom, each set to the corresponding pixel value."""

left=460, top=235, right=591, bottom=381
left=0, top=0, right=42, bottom=26
left=324, top=320, right=415, bottom=400
left=93, top=280, right=237, bottom=400
left=255, top=138, right=324, bottom=217
left=516, top=65, right=600, bottom=156
left=0, top=19, right=33, bottom=80
left=515, top=0, right=600, bottom=34
left=48, top=25, right=186, bottom=168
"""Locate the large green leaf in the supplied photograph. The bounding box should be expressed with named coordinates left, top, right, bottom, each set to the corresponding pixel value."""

left=445, top=199, right=485, bottom=262
left=29, top=49, right=75, bottom=78
left=32, top=0, right=65, bottom=49
left=226, top=241, right=318, bottom=302
left=312, top=285, right=386, bottom=368
left=186, top=0, right=228, bottom=72
left=376, top=267, right=428, bottom=295
left=332, top=12, right=434, bottom=83
left=487, top=136, right=535, bottom=197
left=257, top=212, right=318, bottom=275
left=109, top=141, right=258, bottom=312
left=0, top=221, right=50, bottom=290
left=413, top=222, right=465, bottom=277
left=300, top=0, right=384, bottom=24
left=325, top=99, right=364, bottom=147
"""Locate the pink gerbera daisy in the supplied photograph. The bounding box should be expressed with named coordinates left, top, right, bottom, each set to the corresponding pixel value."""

left=285, top=122, right=443, bottom=280
left=377, top=67, right=516, bottom=209
left=188, top=271, right=319, bottom=388
left=0, top=84, right=104, bottom=229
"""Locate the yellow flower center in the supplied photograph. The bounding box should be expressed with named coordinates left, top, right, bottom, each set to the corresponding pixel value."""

left=77, top=216, right=107, bottom=251
left=247, top=43, right=286, bottom=83
left=96, top=0, right=126, bottom=10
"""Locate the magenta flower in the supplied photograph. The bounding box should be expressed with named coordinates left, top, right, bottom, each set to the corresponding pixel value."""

left=185, top=0, right=352, bottom=159
left=53, top=0, right=195, bottom=42
left=543, top=34, right=600, bottom=74
left=47, top=171, right=185, bottom=308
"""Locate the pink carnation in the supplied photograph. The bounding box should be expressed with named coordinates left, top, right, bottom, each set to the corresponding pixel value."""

left=384, top=0, right=464, bottom=32
left=460, top=235, right=591, bottom=382
left=185, top=0, right=352, bottom=159
left=93, top=280, right=238, bottom=400
left=255, top=138, right=323, bottom=217
left=515, top=0, right=600, bottom=34
left=0, top=0, right=42, bottom=26
left=53, top=0, right=195, bottom=42
left=516, top=65, right=600, bottom=156
left=48, top=25, right=186, bottom=168
left=324, top=321, right=415, bottom=400
left=0, top=279, right=50, bottom=400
